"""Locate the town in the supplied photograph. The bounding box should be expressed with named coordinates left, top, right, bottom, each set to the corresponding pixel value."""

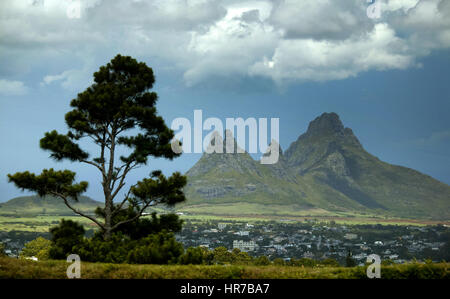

left=176, top=220, right=450, bottom=265
left=1, top=219, right=449, bottom=265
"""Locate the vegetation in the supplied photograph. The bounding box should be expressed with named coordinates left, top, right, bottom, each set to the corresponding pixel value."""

left=7, top=54, right=187, bottom=240
left=19, top=237, right=51, bottom=260
left=0, top=256, right=448, bottom=279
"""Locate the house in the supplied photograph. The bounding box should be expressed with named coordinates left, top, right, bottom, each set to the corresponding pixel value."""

left=233, top=240, right=257, bottom=252
left=218, top=223, right=227, bottom=230
left=344, top=233, right=358, bottom=240
left=235, top=231, right=249, bottom=236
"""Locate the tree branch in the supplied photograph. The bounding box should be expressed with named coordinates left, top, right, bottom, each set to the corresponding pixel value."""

left=110, top=162, right=137, bottom=200
left=80, top=159, right=106, bottom=178
left=110, top=198, right=158, bottom=231
left=111, top=183, right=137, bottom=217
left=50, top=191, right=105, bottom=230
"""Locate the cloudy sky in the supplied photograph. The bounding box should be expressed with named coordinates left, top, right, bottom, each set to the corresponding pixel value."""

left=1, top=0, right=449, bottom=201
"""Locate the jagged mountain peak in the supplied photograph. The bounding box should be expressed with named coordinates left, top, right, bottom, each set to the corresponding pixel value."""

left=262, top=139, right=283, bottom=157
left=183, top=112, right=450, bottom=220
left=186, top=130, right=258, bottom=178
left=205, top=129, right=247, bottom=154
left=306, top=112, right=344, bottom=137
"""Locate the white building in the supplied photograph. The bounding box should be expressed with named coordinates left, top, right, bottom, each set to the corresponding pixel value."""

left=218, top=223, right=228, bottom=230
left=235, top=231, right=249, bottom=236
left=233, top=240, right=257, bottom=252
left=344, top=233, right=358, bottom=240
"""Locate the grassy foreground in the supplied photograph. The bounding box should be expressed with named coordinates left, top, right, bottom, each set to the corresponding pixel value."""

left=0, top=256, right=448, bottom=279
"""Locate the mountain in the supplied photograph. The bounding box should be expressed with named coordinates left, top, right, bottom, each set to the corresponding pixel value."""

left=0, top=195, right=102, bottom=216
left=181, top=113, right=450, bottom=220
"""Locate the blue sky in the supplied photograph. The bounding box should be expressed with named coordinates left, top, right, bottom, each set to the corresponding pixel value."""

left=0, top=0, right=449, bottom=202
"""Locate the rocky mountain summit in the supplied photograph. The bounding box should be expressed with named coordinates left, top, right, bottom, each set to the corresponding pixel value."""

left=182, top=113, right=450, bottom=220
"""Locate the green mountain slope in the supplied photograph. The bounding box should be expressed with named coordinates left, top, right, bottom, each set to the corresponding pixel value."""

left=0, top=195, right=102, bottom=216
left=181, top=113, right=450, bottom=220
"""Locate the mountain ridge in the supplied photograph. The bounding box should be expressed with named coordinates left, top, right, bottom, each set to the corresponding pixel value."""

left=0, top=195, right=102, bottom=216
left=181, top=112, right=450, bottom=220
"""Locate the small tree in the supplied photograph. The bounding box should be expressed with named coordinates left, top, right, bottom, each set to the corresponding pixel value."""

left=20, top=237, right=52, bottom=260
left=49, top=219, right=85, bottom=259
left=8, top=55, right=186, bottom=240
left=346, top=251, right=356, bottom=267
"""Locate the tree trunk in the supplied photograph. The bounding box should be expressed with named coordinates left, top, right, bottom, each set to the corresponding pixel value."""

left=103, top=127, right=116, bottom=241
left=104, top=195, right=112, bottom=240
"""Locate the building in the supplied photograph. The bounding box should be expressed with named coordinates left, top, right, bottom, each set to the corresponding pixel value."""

left=233, top=240, right=257, bottom=252
left=344, top=233, right=358, bottom=240
left=218, top=223, right=227, bottom=230
left=235, top=231, right=249, bottom=236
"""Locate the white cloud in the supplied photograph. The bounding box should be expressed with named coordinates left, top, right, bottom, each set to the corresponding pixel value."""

left=249, top=23, right=414, bottom=82
left=0, top=79, right=29, bottom=96
left=0, top=0, right=450, bottom=88
left=42, top=67, right=93, bottom=91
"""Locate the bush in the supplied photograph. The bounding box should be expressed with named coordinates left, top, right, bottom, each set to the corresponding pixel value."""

left=73, top=233, right=131, bottom=263
left=289, top=258, right=317, bottom=267
left=127, top=232, right=183, bottom=264
left=0, top=243, right=5, bottom=256
left=211, top=247, right=234, bottom=265
left=179, top=247, right=205, bottom=265
left=231, top=249, right=253, bottom=265
left=273, top=258, right=286, bottom=266
left=95, top=207, right=183, bottom=240
left=48, top=217, right=185, bottom=265
left=20, top=237, right=51, bottom=260
left=72, top=231, right=184, bottom=264
left=254, top=256, right=270, bottom=266
left=321, top=258, right=340, bottom=267
left=49, top=219, right=85, bottom=259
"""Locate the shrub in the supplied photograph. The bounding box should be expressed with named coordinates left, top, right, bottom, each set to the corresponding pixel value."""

left=321, top=258, right=340, bottom=267
left=179, top=247, right=205, bottom=265
left=73, top=233, right=131, bottom=263
left=273, top=258, right=286, bottom=266
left=95, top=207, right=184, bottom=240
left=211, top=247, right=234, bottom=265
left=254, top=256, right=271, bottom=266
left=20, top=237, right=51, bottom=260
left=231, top=249, right=253, bottom=265
left=49, top=219, right=85, bottom=259
left=127, top=232, right=183, bottom=264
left=290, top=258, right=317, bottom=267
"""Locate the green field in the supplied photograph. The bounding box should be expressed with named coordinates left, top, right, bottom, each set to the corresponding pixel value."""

left=0, top=210, right=448, bottom=233
left=0, top=256, right=448, bottom=279
left=0, top=215, right=98, bottom=232
left=176, top=203, right=449, bottom=226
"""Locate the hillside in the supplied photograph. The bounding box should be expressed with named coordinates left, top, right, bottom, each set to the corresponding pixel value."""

left=0, top=195, right=102, bottom=216
left=180, top=113, right=450, bottom=220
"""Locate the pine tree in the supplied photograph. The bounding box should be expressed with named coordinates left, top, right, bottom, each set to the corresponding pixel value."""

left=8, top=54, right=186, bottom=240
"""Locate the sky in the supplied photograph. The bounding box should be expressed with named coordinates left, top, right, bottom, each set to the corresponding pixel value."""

left=0, top=0, right=449, bottom=202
